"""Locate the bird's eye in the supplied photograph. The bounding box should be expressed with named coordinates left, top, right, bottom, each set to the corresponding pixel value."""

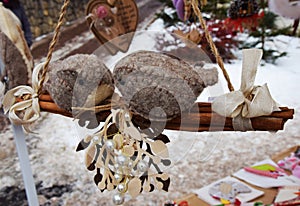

left=95, top=19, right=105, bottom=29
left=104, top=16, right=114, bottom=27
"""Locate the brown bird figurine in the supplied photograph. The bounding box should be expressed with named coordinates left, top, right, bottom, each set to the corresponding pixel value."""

left=113, top=50, right=218, bottom=121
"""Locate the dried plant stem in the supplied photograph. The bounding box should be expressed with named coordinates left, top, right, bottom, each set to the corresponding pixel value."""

left=191, top=0, right=234, bottom=92
left=38, top=0, right=70, bottom=95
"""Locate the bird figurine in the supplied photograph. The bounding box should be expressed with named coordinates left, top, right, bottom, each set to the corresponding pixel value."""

left=43, top=54, right=115, bottom=128
left=113, top=50, right=218, bottom=121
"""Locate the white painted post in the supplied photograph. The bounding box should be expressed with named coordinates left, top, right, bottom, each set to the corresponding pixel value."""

left=12, top=125, right=39, bottom=206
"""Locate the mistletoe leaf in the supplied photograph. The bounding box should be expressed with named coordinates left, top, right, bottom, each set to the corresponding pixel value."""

left=156, top=181, right=164, bottom=190
left=123, top=145, right=135, bottom=157
left=160, top=173, right=170, bottom=181
left=98, top=180, right=106, bottom=192
left=161, top=159, right=171, bottom=166
left=77, top=111, right=100, bottom=129
left=85, top=144, right=96, bottom=170
left=156, top=177, right=170, bottom=192
left=124, top=124, right=142, bottom=141
left=87, top=160, right=96, bottom=171
left=76, top=139, right=91, bottom=151
left=107, top=123, right=119, bottom=137
left=150, top=184, right=155, bottom=192
left=113, top=134, right=124, bottom=149
left=154, top=134, right=170, bottom=144
left=128, top=178, right=142, bottom=198
left=150, top=140, right=169, bottom=158
left=107, top=183, right=114, bottom=191
left=143, top=182, right=151, bottom=192
left=94, top=170, right=103, bottom=185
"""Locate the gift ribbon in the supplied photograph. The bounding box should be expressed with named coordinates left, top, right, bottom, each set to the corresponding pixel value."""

left=2, top=63, right=44, bottom=132
left=212, top=49, right=280, bottom=131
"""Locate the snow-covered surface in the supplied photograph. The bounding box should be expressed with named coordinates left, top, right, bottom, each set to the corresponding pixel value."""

left=1, top=19, right=300, bottom=206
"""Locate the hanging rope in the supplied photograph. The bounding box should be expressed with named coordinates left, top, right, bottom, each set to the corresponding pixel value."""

left=38, top=0, right=71, bottom=95
left=191, top=0, right=235, bottom=92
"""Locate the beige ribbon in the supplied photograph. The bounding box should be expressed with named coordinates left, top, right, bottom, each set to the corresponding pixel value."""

left=212, top=49, right=280, bottom=130
left=2, top=63, right=45, bottom=132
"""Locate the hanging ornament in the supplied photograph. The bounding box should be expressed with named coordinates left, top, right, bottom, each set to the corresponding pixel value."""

left=228, top=0, right=260, bottom=19
left=226, top=0, right=263, bottom=32
left=112, top=50, right=218, bottom=121
left=173, top=0, right=207, bottom=22
left=86, top=0, right=138, bottom=55
left=76, top=107, right=171, bottom=205
left=269, top=0, right=300, bottom=35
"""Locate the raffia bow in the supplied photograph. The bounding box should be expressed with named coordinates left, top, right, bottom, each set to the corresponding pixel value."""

left=1, top=0, right=70, bottom=132
left=212, top=49, right=280, bottom=129
left=2, top=63, right=45, bottom=132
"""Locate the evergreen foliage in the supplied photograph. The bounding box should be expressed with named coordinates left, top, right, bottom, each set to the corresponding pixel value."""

left=155, top=0, right=292, bottom=63
left=243, top=0, right=291, bottom=63
left=202, top=0, right=231, bottom=19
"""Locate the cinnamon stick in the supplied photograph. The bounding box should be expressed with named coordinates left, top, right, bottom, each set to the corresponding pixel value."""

left=39, top=94, right=53, bottom=102
left=34, top=96, right=294, bottom=132
left=173, top=112, right=286, bottom=131
left=165, top=123, right=233, bottom=132
left=39, top=101, right=72, bottom=117
left=192, top=103, right=294, bottom=120
left=38, top=94, right=294, bottom=120
left=133, top=112, right=286, bottom=131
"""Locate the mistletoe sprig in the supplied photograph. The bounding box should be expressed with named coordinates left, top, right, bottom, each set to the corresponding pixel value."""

left=76, top=108, right=171, bottom=205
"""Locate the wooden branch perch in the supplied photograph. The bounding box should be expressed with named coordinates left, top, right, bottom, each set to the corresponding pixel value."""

left=37, top=94, right=294, bottom=132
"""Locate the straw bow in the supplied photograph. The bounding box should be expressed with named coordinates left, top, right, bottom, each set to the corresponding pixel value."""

left=212, top=49, right=280, bottom=119
left=2, top=63, right=45, bottom=132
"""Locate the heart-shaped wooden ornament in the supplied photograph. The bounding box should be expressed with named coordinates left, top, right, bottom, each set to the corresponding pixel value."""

left=86, top=0, right=138, bottom=54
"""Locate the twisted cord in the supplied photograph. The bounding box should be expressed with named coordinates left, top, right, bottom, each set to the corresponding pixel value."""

left=38, top=0, right=71, bottom=95
left=191, top=0, right=234, bottom=92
